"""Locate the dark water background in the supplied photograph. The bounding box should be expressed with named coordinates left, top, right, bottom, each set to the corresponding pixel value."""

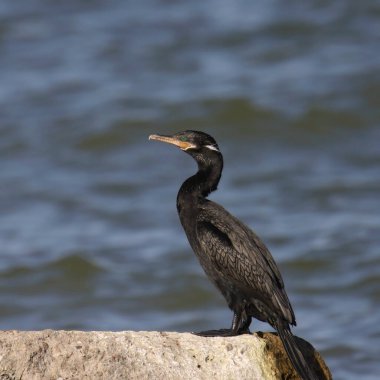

left=1, top=1, right=379, bottom=379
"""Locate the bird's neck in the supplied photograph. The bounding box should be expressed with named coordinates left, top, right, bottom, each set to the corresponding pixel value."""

left=177, top=158, right=223, bottom=209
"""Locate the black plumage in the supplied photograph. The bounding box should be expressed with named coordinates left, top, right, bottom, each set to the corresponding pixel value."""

left=149, top=130, right=319, bottom=380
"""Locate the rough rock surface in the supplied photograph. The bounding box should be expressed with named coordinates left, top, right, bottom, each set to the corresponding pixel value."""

left=0, top=330, right=331, bottom=380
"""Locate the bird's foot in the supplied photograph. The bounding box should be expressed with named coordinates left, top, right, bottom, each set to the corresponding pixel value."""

left=192, top=327, right=251, bottom=337
left=193, top=328, right=235, bottom=337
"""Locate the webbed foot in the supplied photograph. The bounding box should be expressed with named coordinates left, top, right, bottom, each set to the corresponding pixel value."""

left=192, top=327, right=251, bottom=337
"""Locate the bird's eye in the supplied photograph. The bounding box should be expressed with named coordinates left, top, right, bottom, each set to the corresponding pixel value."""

left=179, top=136, right=187, bottom=142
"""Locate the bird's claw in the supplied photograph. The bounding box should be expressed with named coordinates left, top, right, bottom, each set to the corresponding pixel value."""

left=192, top=328, right=251, bottom=337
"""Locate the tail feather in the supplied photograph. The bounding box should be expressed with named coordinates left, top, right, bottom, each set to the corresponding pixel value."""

left=276, top=323, right=320, bottom=380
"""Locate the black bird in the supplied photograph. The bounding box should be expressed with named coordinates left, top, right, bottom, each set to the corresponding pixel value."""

left=149, top=130, right=319, bottom=380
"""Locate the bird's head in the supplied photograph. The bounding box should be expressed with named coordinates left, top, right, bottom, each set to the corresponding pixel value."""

left=149, top=130, right=220, bottom=155
left=149, top=130, right=223, bottom=195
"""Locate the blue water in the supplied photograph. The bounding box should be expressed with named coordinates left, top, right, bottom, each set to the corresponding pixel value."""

left=0, top=1, right=379, bottom=379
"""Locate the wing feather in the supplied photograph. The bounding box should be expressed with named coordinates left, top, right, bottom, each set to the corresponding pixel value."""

left=196, top=201, right=295, bottom=324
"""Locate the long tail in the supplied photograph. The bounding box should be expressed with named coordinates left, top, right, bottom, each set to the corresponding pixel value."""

left=276, top=322, right=320, bottom=380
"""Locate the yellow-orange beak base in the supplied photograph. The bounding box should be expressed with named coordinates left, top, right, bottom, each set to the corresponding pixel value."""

left=149, top=134, right=195, bottom=150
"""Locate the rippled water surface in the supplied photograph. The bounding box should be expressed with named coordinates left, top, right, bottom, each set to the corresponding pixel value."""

left=0, top=1, right=379, bottom=379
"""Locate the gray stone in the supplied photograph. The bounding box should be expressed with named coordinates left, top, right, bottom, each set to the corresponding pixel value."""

left=0, top=330, right=331, bottom=380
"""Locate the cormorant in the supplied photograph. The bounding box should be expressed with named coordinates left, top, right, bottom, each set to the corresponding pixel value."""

left=149, top=130, right=319, bottom=380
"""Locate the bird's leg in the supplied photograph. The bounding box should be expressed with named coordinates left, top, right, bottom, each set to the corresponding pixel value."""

left=232, top=312, right=252, bottom=335
left=193, top=312, right=240, bottom=337
left=231, top=311, right=242, bottom=335
left=237, top=315, right=252, bottom=334
left=193, top=312, right=250, bottom=337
